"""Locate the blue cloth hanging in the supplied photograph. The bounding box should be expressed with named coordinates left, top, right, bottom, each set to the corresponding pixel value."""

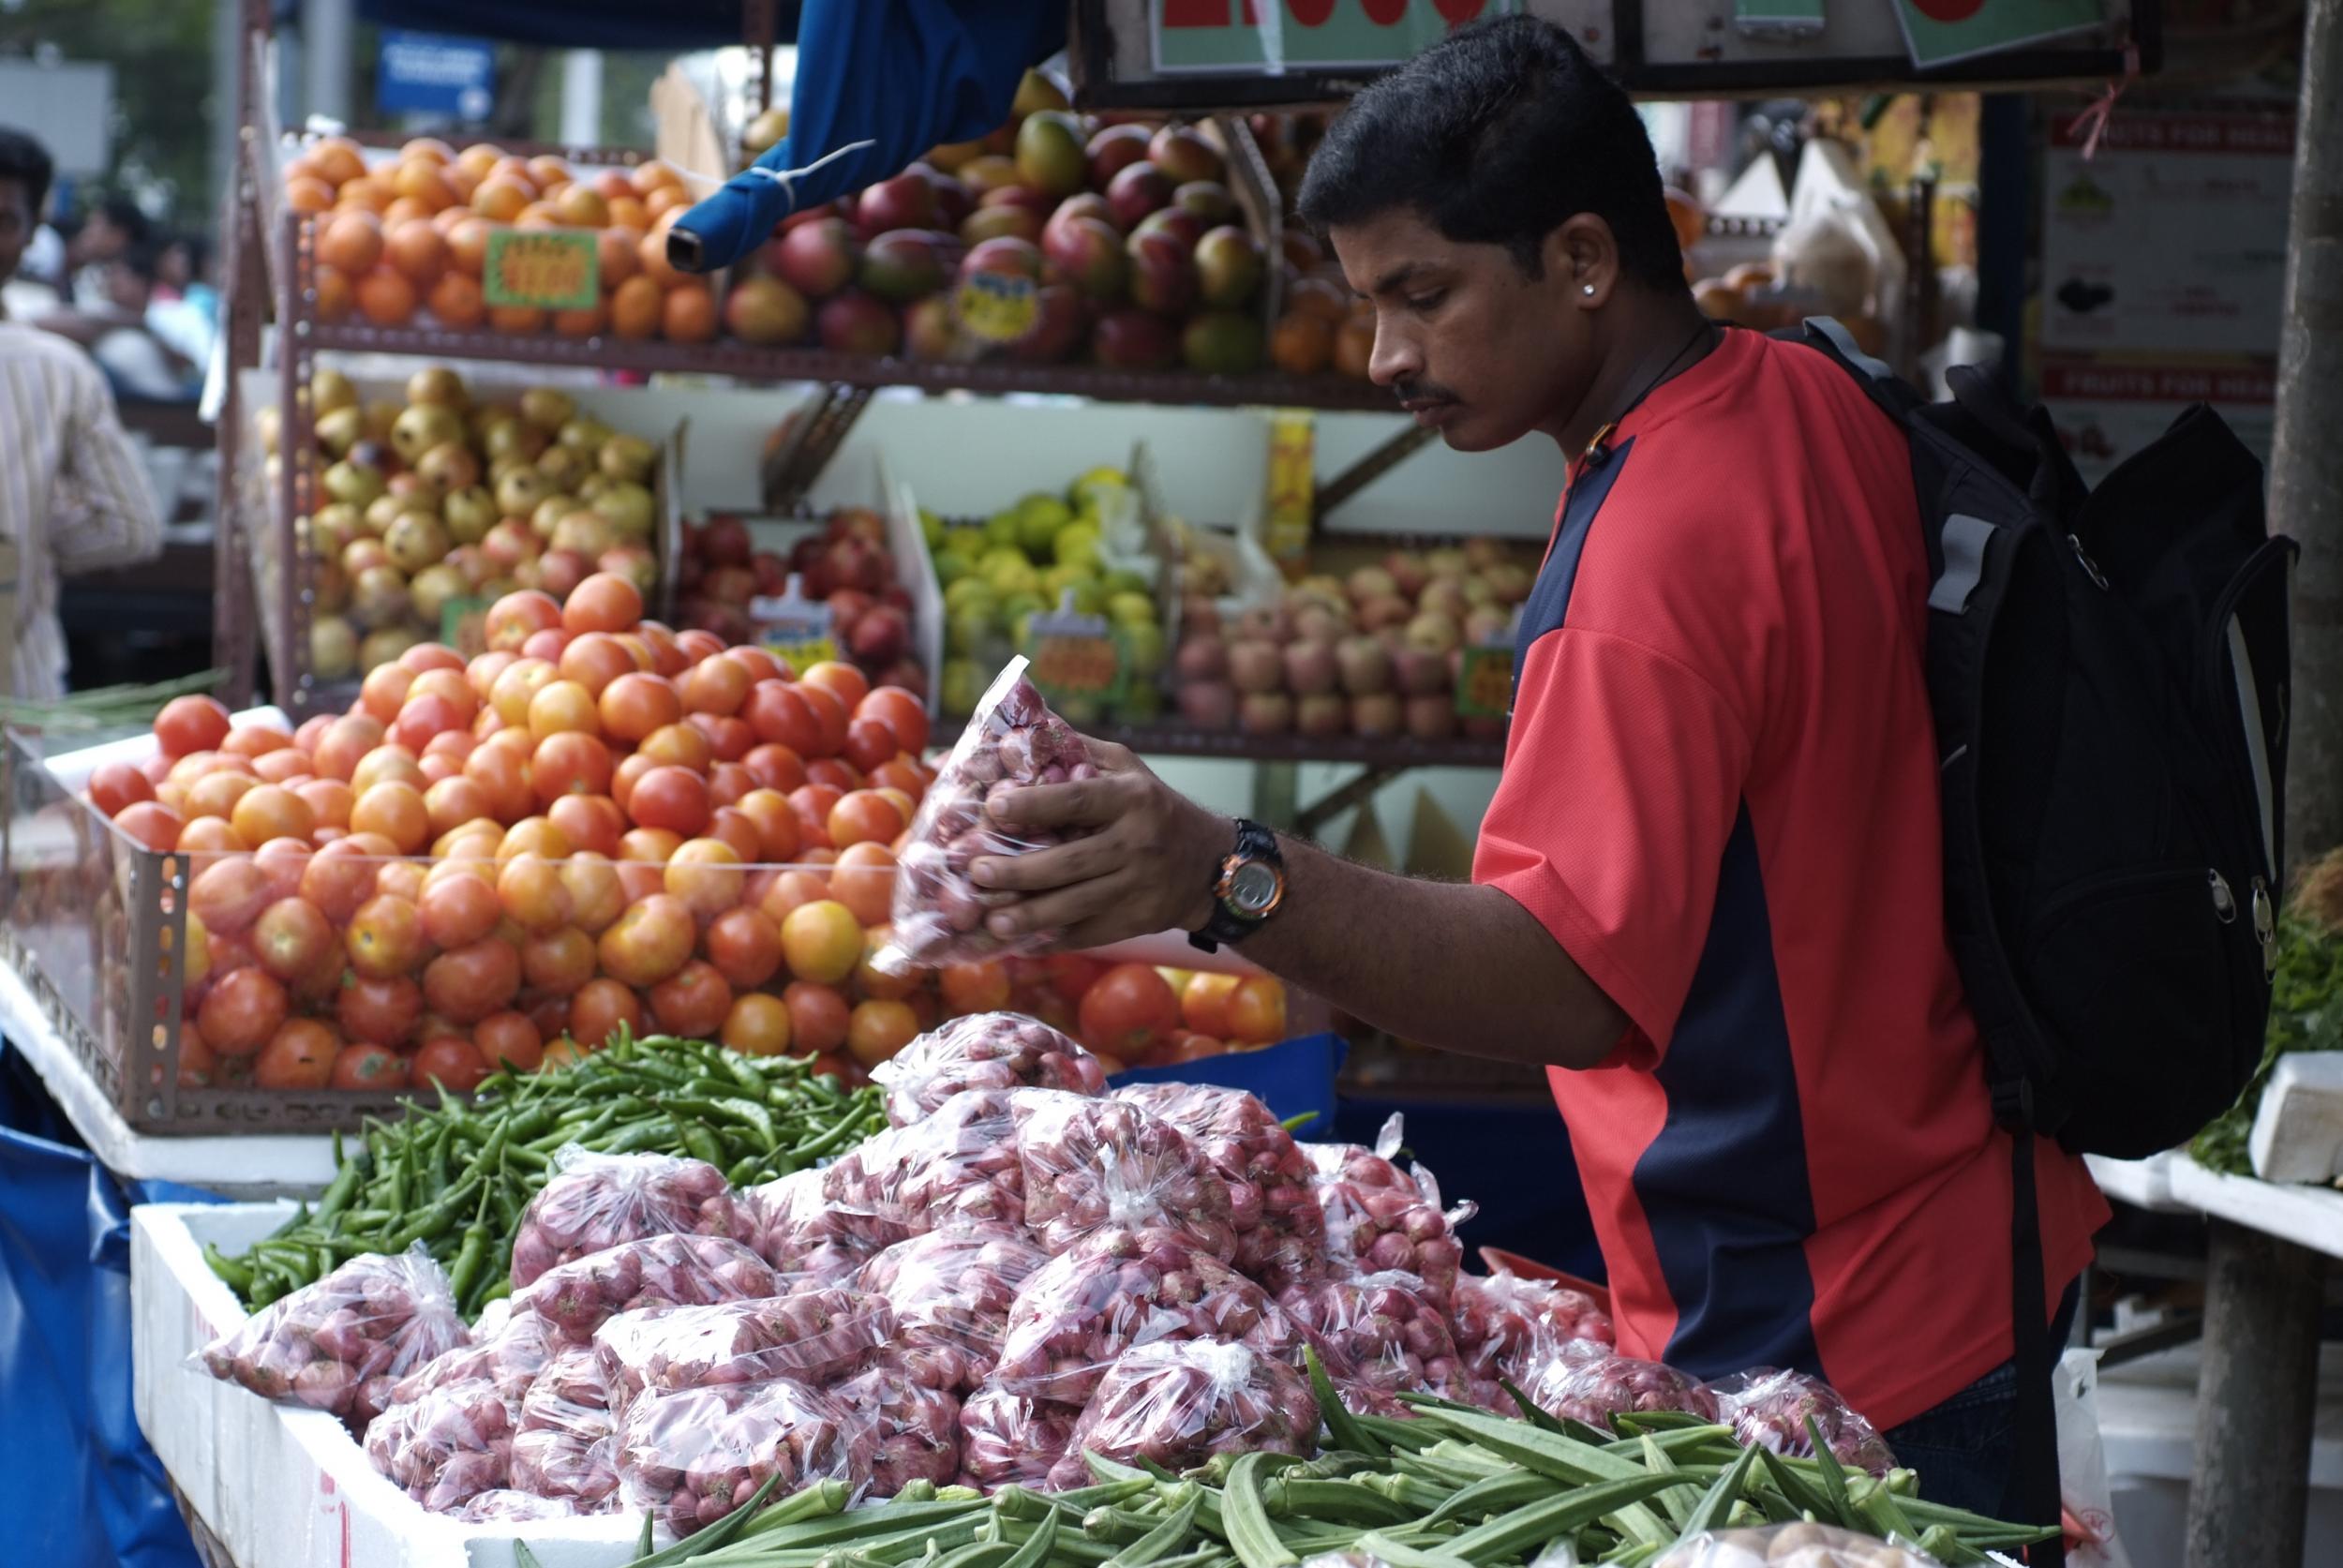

left=673, top=0, right=1065, bottom=272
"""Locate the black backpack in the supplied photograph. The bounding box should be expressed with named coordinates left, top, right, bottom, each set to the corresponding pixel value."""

left=1790, top=318, right=2295, bottom=1558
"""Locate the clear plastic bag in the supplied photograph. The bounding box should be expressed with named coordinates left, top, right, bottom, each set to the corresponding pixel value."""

left=875, top=1010, right=1108, bottom=1126
left=957, top=1383, right=1079, bottom=1491
left=512, top=1344, right=620, bottom=1511
left=739, top=1169, right=881, bottom=1282
left=613, top=1376, right=865, bottom=1537
left=1303, top=1116, right=1471, bottom=1302
left=196, top=1245, right=470, bottom=1430
left=1448, top=1270, right=1615, bottom=1393
left=594, top=1287, right=896, bottom=1402
left=391, top=1307, right=559, bottom=1408
left=877, top=658, right=1096, bottom=974
left=819, top=1089, right=1027, bottom=1246
left=1115, top=1083, right=1326, bottom=1293
left=993, top=1225, right=1301, bottom=1406
left=1012, top=1089, right=1239, bottom=1261
left=456, top=1489, right=581, bottom=1523
left=515, top=1233, right=782, bottom=1345
left=1708, top=1368, right=1897, bottom=1477
left=1650, top=1523, right=1948, bottom=1567
left=363, top=1377, right=514, bottom=1514
left=1047, top=1338, right=1319, bottom=1489
left=510, top=1149, right=747, bottom=1288
left=1517, top=1344, right=1720, bottom=1429
left=855, top=1222, right=1052, bottom=1394
left=1279, top=1271, right=1471, bottom=1414
left=831, top=1353, right=964, bottom=1496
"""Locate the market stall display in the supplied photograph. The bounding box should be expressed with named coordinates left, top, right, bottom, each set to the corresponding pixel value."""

left=674, top=508, right=930, bottom=700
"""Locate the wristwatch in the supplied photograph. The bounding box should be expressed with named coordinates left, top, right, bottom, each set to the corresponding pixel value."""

left=1189, top=819, right=1285, bottom=953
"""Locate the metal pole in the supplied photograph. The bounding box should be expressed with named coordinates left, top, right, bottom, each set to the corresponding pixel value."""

left=2186, top=4, right=2343, bottom=1563
left=301, top=0, right=353, bottom=125
left=559, top=51, right=604, bottom=150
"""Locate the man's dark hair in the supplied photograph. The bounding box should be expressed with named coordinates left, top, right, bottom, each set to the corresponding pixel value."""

left=118, top=235, right=163, bottom=283
left=1296, top=16, right=1684, bottom=291
left=97, top=194, right=152, bottom=246
left=0, top=128, right=55, bottom=218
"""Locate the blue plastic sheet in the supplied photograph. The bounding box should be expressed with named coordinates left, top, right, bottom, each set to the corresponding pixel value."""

left=0, top=1039, right=221, bottom=1568
left=674, top=0, right=1064, bottom=270
left=1112, top=1031, right=1345, bottom=1130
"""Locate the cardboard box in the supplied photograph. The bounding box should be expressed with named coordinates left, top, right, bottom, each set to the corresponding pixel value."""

left=132, top=1202, right=644, bottom=1568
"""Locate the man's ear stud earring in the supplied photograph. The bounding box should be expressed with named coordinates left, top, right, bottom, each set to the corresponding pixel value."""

left=1581, top=284, right=1595, bottom=296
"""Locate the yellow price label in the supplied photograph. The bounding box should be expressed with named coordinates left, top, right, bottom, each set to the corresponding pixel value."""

left=1264, top=411, right=1317, bottom=570
left=954, top=270, right=1039, bottom=345
left=483, top=228, right=601, bottom=311
left=1456, top=645, right=1514, bottom=720
left=765, top=635, right=840, bottom=678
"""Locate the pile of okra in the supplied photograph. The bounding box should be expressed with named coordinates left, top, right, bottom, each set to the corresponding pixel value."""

left=203, top=1031, right=887, bottom=1318
left=578, top=1362, right=2055, bottom=1568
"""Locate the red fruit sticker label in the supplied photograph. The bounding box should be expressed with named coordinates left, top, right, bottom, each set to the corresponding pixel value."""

left=955, top=270, right=1040, bottom=344
left=484, top=229, right=600, bottom=311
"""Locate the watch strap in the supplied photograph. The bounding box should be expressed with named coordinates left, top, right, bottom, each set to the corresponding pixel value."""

left=1189, top=819, right=1282, bottom=952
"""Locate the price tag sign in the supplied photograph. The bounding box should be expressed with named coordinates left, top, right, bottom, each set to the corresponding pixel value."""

left=1026, top=601, right=1127, bottom=706
left=440, top=596, right=494, bottom=659
left=750, top=579, right=838, bottom=677
left=954, top=269, right=1039, bottom=345
left=1455, top=644, right=1515, bottom=720
left=484, top=229, right=600, bottom=311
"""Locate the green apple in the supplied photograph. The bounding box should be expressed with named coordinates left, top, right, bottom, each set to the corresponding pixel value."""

left=947, top=606, right=995, bottom=657
left=944, top=576, right=998, bottom=616
left=941, top=659, right=983, bottom=714
left=1017, top=493, right=1074, bottom=559
left=1067, top=466, right=1128, bottom=515
left=982, top=508, right=1022, bottom=550
left=1101, top=568, right=1151, bottom=600
left=932, top=548, right=972, bottom=588
left=918, top=506, right=946, bottom=551
left=1108, top=590, right=1157, bottom=628
left=1052, top=522, right=1102, bottom=569
left=1121, top=620, right=1165, bottom=677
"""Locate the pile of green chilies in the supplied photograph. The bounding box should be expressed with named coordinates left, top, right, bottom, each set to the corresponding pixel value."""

left=0, top=668, right=228, bottom=735
left=582, top=1359, right=2055, bottom=1568
left=202, top=1031, right=886, bottom=1319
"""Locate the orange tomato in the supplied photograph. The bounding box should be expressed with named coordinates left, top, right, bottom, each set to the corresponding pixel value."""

left=846, top=998, right=919, bottom=1068
left=721, top=992, right=792, bottom=1056
left=780, top=899, right=861, bottom=985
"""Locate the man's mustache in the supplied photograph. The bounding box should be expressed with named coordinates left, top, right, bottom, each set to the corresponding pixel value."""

left=1393, top=379, right=1460, bottom=405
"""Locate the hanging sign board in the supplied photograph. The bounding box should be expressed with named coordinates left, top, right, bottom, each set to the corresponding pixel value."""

left=376, top=30, right=496, bottom=122
left=750, top=577, right=841, bottom=676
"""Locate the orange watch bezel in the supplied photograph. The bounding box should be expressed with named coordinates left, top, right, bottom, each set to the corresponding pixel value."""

left=1215, top=851, right=1284, bottom=920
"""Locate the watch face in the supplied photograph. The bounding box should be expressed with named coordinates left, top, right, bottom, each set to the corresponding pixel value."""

left=1228, top=859, right=1280, bottom=917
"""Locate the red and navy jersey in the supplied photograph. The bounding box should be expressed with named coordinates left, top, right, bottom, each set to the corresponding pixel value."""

left=1471, top=326, right=2109, bottom=1428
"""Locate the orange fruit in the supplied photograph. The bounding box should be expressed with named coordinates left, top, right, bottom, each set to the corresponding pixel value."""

left=471, top=179, right=531, bottom=223
left=381, top=196, right=434, bottom=230
left=427, top=271, right=485, bottom=329
left=401, top=137, right=455, bottom=166
left=337, top=175, right=392, bottom=214
left=553, top=299, right=606, bottom=337
left=311, top=137, right=367, bottom=188
left=355, top=267, right=418, bottom=326
left=631, top=159, right=684, bottom=197
left=487, top=304, right=546, bottom=335
left=384, top=217, right=448, bottom=287
left=528, top=155, right=575, bottom=191
left=637, top=227, right=685, bottom=289
left=1270, top=312, right=1334, bottom=377
left=608, top=276, right=663, bottom=340
left=645, top=185, right=690, bottom=222
left=596, top=228, right=640, bottom=289
left=605, top=195, right=649, bottom=233
left=554, top=185, right=609, bottom=228
left=285, top=176, right=336, bottom=215
left=779, top=899, right=861, bottom=985
left=456, top=143, right=502, bottom=180
left=662, top=282, right=717, bottom=344
left=446, top=216, right=492, bottom=277
left=392, top=158, right=458, bottom=212
left=313, top=263, right=354, bottom=322
left=316, top=210, right=384, bottom=276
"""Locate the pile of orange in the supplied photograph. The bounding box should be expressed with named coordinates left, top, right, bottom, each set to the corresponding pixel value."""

left=284, top=135, right=721, bottom=344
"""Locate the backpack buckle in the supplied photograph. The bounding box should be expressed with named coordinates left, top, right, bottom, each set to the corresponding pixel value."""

left=1990, top=1073, right=2037, bottom=1132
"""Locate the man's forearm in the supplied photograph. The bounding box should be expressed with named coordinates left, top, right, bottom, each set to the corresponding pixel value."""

left=1235, top=832, right=1626, bottom=1070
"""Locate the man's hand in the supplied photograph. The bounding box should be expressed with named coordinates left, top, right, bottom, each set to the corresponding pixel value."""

left=969, top=739, right=1230, bottom=950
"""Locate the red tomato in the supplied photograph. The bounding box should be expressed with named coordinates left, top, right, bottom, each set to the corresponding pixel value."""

left=422, top=936, right=523, bottom=1023
left=155, top=694, right=232, bottom=758
left=796, top=681, right=850, bottom=758
left=597, top=893, right=696, bottom=987
left=420, top=872, right=502, bottom=949
left=252, top=897, right=334, bottom=981
left=559, top=853, right=627, bottom=933
left=1225, top=976, right=1287, bottom=1046
left=1181, top=973, right=1239, bottom=1039
left=337, top=973, right=424, bottom=1048
left=741, top=683, right=823, bottom=756
left=827, top=843, right=896, bottom=926
left=686, top=712, right=754, bottom=763
left=1078, top=963, right=1180, bottom=1059
left=546, top=793, right=624, bottom=859
left=629, top=765, right=712, bottom=837
left=113, top=800, right=185, bottom=853
left=329, top=1042, right=408, bottom=1090
left=799, top=660, right=870, bottom=712
left=196, top=966, right=291, bottom=1056
left=176, top=1019, right=216, bottom=1087
left=846, top=997, right=918, bottom=1068
left=88, top=760, right=154, bottom=817
left=827, top=790, right=903, bottom=849
left=681, top=656, right=751, bottom=717
left=741, top=742, right=808, bottom=795
left=485, top=590, right=563, bottom=651
left=649, top=959, right=733, bottom=1038
left=562, top=572, right=643, bottom=635
left=804, top=756, right=865, bottom=795
left=300, top=836, right=385, bottom=923
left=345, top=893, right=426, bottom=978
left=410, top=1035, right=489, bottom=1093
left=707, top=761, right=754, bottom=811
left=358, top=664, right=417, bottom=725
left=600, top=671, right=682, bottom=744
left=531, top=731, right=614, bottom=803
left=721, top=993, right=792, bottom=1056
left=568, top=977, right=644, bottom=1050
left=734, top=789, right=803, bottom=864
left=782, top=980, right=850, bottom=1054
left=638, top=723, right=712, bottom=772
left=558, top=631, right=637, bottom=697
left=856, top=687, right=931, bottom=755
left=940, top=959, right=1010, bottom=1015
left=474, top=1009, right=545, bottom=1070
left=521, top=925, right=598, bottom=993
left=399, top=644, right=465, bottom=676
left=704, top=906, right=784, bottom=989
left=840, top=719, right=898, bottom=775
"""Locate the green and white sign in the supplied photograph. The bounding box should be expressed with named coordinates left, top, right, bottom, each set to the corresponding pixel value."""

left=1152, top=0, right=1524, bottom=75
left=1891, top=0, right=2104, bottom=68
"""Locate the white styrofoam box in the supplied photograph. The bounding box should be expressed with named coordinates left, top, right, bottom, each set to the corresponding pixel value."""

left=2251, top=1053, right=2343, bottom=1185
left=33, top=705, right=291, bottom=793
left=133, top=1202, right=645, bottom=1568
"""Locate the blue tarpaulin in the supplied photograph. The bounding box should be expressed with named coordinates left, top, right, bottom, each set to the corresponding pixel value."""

left=0, top=1039, right=221, bottom=1568
left=675, top=0, right=1064, bottom=271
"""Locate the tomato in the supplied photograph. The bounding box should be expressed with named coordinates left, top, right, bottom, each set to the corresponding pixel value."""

left=498, top=816, right=572, bottom=861
left=474, top=1008, right=545, bottom=1070
left=411, top=1035, right=489, bottom=1093
left=218, top=783, right=305, bottom=849
left=1041, top=953, right=1107, bottom=1007
left=346, top=893, right=427, bottom=978
left=289, top=837, right=368, bottom=922
left=805, top=756, right=865, bottom=795
left=597, top=893, right=696, bottom=987
left=627, top=767, right=710, bottom=848
left=789, top=784, right=843, bottom=836
left=313, top=715, right=384, bottom=781
left=826, top=842, right=897, bottom=926
left=649, top=959, right=733, bottom=1038
left=840, top=719, right=899, bottom=776
left=1180, top=972, right=1239, bottom=1039
left=726, top=790, right=798, bottom=866
left=853, top=926, right=918, bottom=1001
left=196, top=966, right=291, bottom=1056
left=856, top=687, right=932, bottom=755
left=522, top=627, right=572, bottom=664
left=687, top=712, right=754, bottom=763
left=155, top=694, right=232, bottom=758
left=741, top=742, right=809, bottom=795
left=558, top=632, right=637, bottom=697
left=674, top=628, right=726, bottom=665
left=600, top=671, right=682, bottom=744
left=462, top=740, right=535, bottom=824
left=358, top=663, right=417, bottom=725
left=251, top=748, right=314, bottom=784
left=252, top=896, right=334, bottom=980
left=351, top=781, right=431, bottom=854
left=486, top=589, right=563, bottom=651
left=721, top=992, right=792, bottom=1056
left=329, top=1042, right=408, bottom=1090
left=707, top=761, right=754, bottom=811
left=707, top=806, right=763, bottom=867
left=337, top=974, right=423, bottom=1046
left=741, top=683, right=821, bottom=756
left=779, top=898, right=861, bottom=986
left=538, top=1037, right=587, bottom=1070
left=89, top=760, right=154, bottom=817
left=399, top=644, right=465, bottom=677
left=220, top=722, right=294, bottom=761
left=113, top=800, right=184, bottom=852
left=563, top=571, right=644, bottom=635
left=297, top=778, right=355, bottom=831
left=797, top=681, right=851, bottom=758
left=726, top=647, right=783, bottom=684
left=568, top=977, right=644, bottom=1050
left=521, top=991, right=574, bottom=1043
left=531, top=730, right=613, bottom=803
left=417, top=775, right=488, bottom=839
left=528, top=679, right=600, bottom=739
left=468, top=650, right=520, bottom=700
left=522, top=924, right=597, bottom=993
left=1225, top=976, right=1287, bottom=1046
left=757, top=868, right=831, bottom=925
left=846, top=997, right=918, bottom=1068
left=1078, top=963, right=1180, bottom=1059
left=374, top=859, right=427, bottom=903
left=294, top=712, right=335, bottom=753
left=664, top=837, right=745, bottom=920
left=422, top=936, right=523, bottom=1023
left=558, top=853, right=626, bottom=933
left=681, top=655, right=751, bottom=717
left=177, top=1018, right=216, bottom=1087
left=419, top=871, right=501, bottom=948
left=253, top=837, right=315, bottom=903
left=183, top=769, right=260, bottom=822
left=490, top=657, right=560, bottom=727
left=635, top=621, right=687, bottom=678
left=388, top=692, right=466, bottom=754
left=940, top=959, right=1010, bottom=1016
left=498, top=853, right=573, bottom=932
left=546, top=793, right=623, bottom=858
left=704, top=906, right=783, bottom=990
left=637, top=724, right=712, bottom=773
left=782, top=980, right=850, bottom=1054
left=253, top=1018, right=338, bottom=1089
left=827, top=789, right=903, bottom=850
left=800, top=660, right=870, bottom=712
left=176, top=817, right=248, bottom=857
left=190, top=856, right=276, bottom=935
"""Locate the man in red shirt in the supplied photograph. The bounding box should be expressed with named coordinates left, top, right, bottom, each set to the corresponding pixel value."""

left=968, top=15, right=2106, bottom=1516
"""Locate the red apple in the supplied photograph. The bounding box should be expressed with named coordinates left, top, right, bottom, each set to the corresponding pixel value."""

left=856, top=172, right=938, bottom=237
left=768, top=217, right=860, bottom=300
left=816, top=290, right=902, bottom=355
left=1106, top=161, right=1174, bottom=230
left=1127, top=229, right=1197, bottom=316
left=699, top=515, right=753, bottom=568
left=1042, top=214, right=1127, bottom=300
left=1086, top=124, right=1155, bottom=188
